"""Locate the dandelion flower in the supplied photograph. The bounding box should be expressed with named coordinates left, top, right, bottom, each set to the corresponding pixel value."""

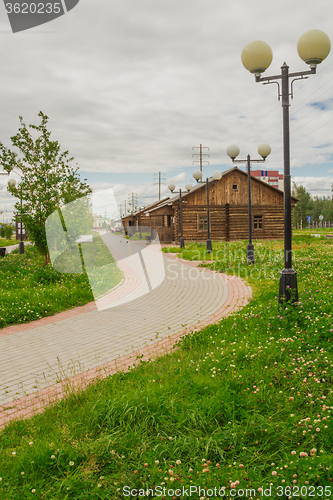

left=69, top=461, right=74, bottom=466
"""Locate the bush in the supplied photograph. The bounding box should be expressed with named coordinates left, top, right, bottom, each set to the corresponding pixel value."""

left=0, top=223, right=14, bottom=240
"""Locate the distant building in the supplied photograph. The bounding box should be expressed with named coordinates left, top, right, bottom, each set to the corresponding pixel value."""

left=92, top=214, right=103, bottom=228
left=15, top=218, right=28, bottom=241
left=251, top=170, right=284, bottom=191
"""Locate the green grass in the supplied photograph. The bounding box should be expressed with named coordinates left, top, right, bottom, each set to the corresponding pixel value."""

left=0, top=236, right=333, bottom=498
left=0, top=233, right=123, bottom=329
left=126, top=232, right=151, bottom=240
left=0, top=238, right=21, bottom=247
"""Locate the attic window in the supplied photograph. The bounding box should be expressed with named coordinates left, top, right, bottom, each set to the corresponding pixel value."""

left=232, top=184, right=238, bottom=190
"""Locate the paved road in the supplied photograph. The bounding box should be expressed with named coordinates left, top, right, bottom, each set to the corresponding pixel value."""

left=0, top=234, right=229, bottom=406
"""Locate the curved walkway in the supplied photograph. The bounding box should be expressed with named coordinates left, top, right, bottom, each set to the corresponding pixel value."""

left=0, top=238, right=251, bottom=429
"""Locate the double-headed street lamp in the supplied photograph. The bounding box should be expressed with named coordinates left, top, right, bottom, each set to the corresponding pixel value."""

left=227, top=143, right=271, bottom=263
left=241, top=29, right=331, bottom=303
left=168, top=183, right=192, bottom=248
left=8, top=178, right=24, bottom=254
left=192, top=169, right=222, bottom=253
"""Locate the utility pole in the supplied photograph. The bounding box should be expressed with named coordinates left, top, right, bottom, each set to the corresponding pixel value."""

left=128, top=193, right=138, bottom=236
left=154, top=172, right=166, bottom=200
left=128, top=192, right=137, bottom=213
left=192, top=144, right=209, bottom=172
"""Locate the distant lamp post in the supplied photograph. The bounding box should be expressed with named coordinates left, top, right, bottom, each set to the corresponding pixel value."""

left=139, top=206, right=142, bottom=239
left=168, top=182, right=191, bottom=248
left=193, top=169, right=222, bottom=253
left=8, top=178, right=24, bottom=254
left=241, top=29, right=330, bottom=303
left=227, top=144, right=271, bottom=263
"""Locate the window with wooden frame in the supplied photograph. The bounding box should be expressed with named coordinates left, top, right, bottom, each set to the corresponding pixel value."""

left=197, top=214, right=208, bottom=231
left=232, top=183, right=238, bottom=190
left=253, top=215, right=263, bottom=230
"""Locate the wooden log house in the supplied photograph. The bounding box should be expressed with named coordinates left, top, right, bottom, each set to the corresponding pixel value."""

left=142, top=167, right=298, bottom=243
left=121, top=198, right=171, bottom=240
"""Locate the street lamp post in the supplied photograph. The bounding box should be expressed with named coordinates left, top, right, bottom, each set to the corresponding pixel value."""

left=193, top=169, right=222, bottom=253
left=227, top=144, right=271, bottom=263
left=8, top=178, right=24, bottom=254
left=168, top=183, right=192, bottom=248
left=139, top=206, right=142, bottom=239
left=241, top=29, right=331, bottom=303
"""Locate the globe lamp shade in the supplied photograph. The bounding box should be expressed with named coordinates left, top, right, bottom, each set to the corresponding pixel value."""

left=185, top=183, right=192, bottom=192
left=193, top=169, right=202, bottom=181
left=297, top=29, right=331, bottom=66
left=258, top=143, right=271, bottom=159
left=241, top=40, right=273, bottom=75
left=212, top=170, right=222, bottom=181
left=8, top=178, right=16, bottom=187
left=168, top=183, right=176, bottom=192
left=226, top=145, right=240, bottom=160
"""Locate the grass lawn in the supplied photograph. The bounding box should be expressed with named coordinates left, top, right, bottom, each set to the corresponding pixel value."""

left=0, top=233, right=123, bottom=329
left=0, top=238, right=21, bottom=247
left=126, top=232, right=151, bottom=241
left=0, top=235, right=333, bottom=498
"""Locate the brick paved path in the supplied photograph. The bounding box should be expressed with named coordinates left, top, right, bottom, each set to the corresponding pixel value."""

left=0, top=236, right=251, bottom=428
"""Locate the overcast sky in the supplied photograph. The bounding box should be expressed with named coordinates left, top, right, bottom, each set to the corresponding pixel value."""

left=0, top=0, right=332, bottom=221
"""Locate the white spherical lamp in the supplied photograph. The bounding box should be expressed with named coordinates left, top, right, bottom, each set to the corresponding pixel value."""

left=226, top=145, right=240, bottom=160
left=8, top=178, right=16, bottom=187
left=297, top=29, right=331, bottom=66
left=185, top=183, right=192, bottom=192
left=212, top=170, right=222, bottom=181
left=258, top=143, right=271, bottom=159
left=168, top=183, right=176, bottom=192
left=193, top=169, right=202, bottom=182
left=241, top=40, right=273, bottom=75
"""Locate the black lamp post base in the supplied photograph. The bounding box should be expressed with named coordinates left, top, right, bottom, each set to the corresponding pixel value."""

left=139, top=232, right=142, bottom=239
left=246, top=243, right=255, bottom=263
left=279, top=268, right=298, bottom=305
left=180, top=237, right=185, bottom=249
left=206, top=239, right=212, bottom=253
left=19, top=241, right=24, bottom=255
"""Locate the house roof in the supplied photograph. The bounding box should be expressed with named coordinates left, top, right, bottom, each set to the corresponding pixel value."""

left=121, top=197, right=170, bottom=221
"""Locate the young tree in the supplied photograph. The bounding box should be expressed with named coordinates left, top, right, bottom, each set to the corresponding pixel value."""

left=292, top=182, right=313, bottom=227
left=2, top=112, right=92, bottom=264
